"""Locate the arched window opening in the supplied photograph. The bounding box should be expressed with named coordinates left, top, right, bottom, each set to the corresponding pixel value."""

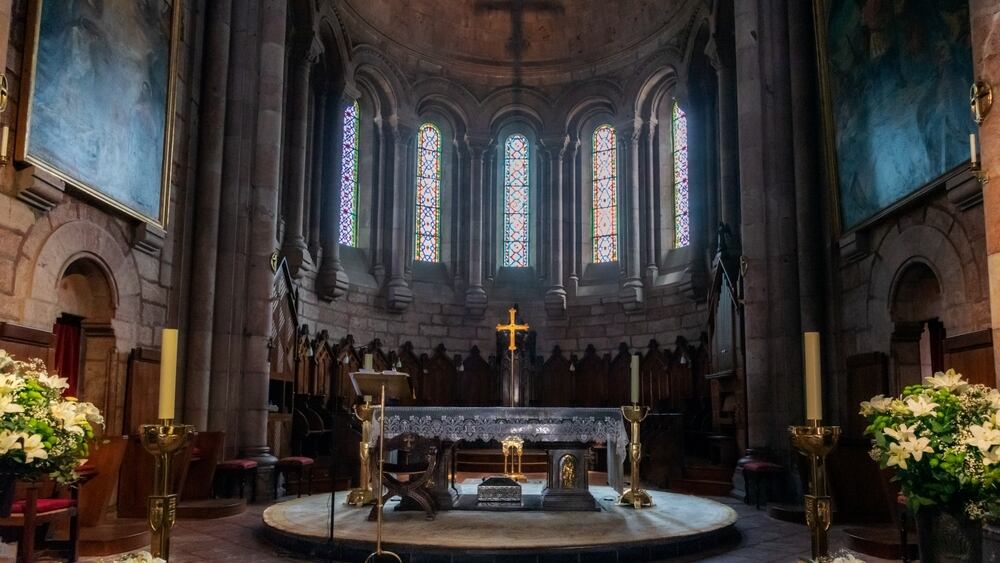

left=415, top=123, right=442, bottom=262
left=503, top=134, right=530, bottom=268
left=672, top=101, right=690, bottom=248
left=339, top=100, right=360, bottom=246
left=591, top=124, right=618, bottom=263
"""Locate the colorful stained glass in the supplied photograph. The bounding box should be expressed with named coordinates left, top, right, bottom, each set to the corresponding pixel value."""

left=672, top=101, right=690, bottom=248
left=339, top=101, right=360, bottom=246
left=414, top=123, right=442, bottom=262
left=503, top=134, right=530, bottom=267
left=591, top=124, right=618, bottom=262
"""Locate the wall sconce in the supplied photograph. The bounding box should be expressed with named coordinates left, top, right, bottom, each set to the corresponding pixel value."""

left=972, top=81, right=993, bottom=125
left=970, top=132, right=990, bottom=185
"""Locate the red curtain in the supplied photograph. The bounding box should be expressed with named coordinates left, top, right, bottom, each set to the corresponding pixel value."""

left=52, top=322, right=80, bottom=396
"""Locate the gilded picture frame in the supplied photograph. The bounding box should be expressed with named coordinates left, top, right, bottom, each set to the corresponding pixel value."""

left=16, top=0, right=182, bottom=228
left=812, top=0, right=975, bottom=235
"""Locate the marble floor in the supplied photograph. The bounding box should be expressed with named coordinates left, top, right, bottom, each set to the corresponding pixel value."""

left=77, top=495, right=902, bottom=562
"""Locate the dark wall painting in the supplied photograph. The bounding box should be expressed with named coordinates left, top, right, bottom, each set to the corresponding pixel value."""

left=20, top=0, right=174, bottom=225
left=823, top=0, right=974, bottom=230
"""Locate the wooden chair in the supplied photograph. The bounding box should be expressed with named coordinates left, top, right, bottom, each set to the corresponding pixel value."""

left=181, top=431, right=225, bottom=501
left=368, top=432, right=439, bottom=521
left=0, top=479, right=83, bottom=562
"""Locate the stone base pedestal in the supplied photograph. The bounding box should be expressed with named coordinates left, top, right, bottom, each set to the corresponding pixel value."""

left=541, top=447, right=598, bottom=511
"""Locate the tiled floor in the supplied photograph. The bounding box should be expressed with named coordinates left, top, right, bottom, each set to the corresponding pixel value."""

left=87, top=496, right=901, bottom=563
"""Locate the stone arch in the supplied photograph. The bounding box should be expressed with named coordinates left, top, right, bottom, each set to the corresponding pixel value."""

left=56, top=254, right=117, bottom=322
left=19, top=219, right=142, bottom=352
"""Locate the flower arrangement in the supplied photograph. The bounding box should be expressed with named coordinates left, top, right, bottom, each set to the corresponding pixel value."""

left=861, top=369, right=1000, bottom=519
left=0, top=349, right=103, bottom=483
left=103, top=550, right=166, bottom=563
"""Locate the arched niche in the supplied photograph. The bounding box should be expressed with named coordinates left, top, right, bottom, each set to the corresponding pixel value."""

left=888, top=260, right=944, bottom=390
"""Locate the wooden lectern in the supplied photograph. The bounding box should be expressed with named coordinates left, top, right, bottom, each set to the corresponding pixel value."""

left=349, top=370, right=413, bottom=404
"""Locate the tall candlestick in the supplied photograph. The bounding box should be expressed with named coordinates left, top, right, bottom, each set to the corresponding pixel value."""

left=159, top=328, right=178, bottom=420
left=803, top=332, right=822, bottom=421
left=630, top=354, right=640, bottom=404
left=971, top=133, right=978, bottom=166
left=363, top=353, right=374, bottom=371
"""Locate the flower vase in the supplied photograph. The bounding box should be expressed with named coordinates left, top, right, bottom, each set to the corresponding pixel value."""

left=916, top=506, right=982, bottom=562
left=0, top=473, right=15, bottom=518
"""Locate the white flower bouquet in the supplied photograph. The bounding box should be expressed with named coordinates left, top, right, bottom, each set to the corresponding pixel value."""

left=0, top=349, right=103, bottom=484
left=861, top=369, right=1000, bottom=518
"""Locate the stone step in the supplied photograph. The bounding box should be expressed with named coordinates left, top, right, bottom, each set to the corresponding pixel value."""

left=667, top=478, right=733, bottom=497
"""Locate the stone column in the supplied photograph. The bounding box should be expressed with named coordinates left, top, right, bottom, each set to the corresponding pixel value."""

left=970, top=0, right=1000, bottom=380
left=465, top=137, right=489, bottom=316
left=567, top=137, right=580, bottom=293
left=734, top=0, right=803, bottom=452
left=709, top=0, right=741, bottom=237
left=307, top=88, right=325, bottom=261
left=238, top=0, right=287, bottom=466
left=184, top=0, right=232, bottom=430
left=618, top=122, right=644, bottom=312
left=279, top=38, right=320, bottom=278
left=645, top=121, right=659, bottom=280
left=543, top=136, right=568, bottom=316
left=317, top=90, right=356, bottom=300
left=386, top=120, right=414, bottom=312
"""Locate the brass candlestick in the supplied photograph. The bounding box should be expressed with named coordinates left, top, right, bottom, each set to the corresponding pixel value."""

left=790, top=421, right=841, bottom=561
left=366, top=385, right=402, bottom=563
left=140, top=420, right=195, bottom=560
left=347, top=398, right=376, bottom=506
left=617, top=404, right=653, bottom=508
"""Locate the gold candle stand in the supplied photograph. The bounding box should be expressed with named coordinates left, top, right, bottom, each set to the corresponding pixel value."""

left=140, top=420, right=195, bottom=560
left=617, top=404, right=653, bottom=508
left=347, top=399, right=376, bottom=506
left=365, top=385, right=402, bottom=563
left=501, top=435, right=526, bottom=482
left=789, top=421, right=841, bottom=561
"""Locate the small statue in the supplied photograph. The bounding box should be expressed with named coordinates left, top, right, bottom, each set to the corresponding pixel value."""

left=559, top=454, right=577, bottom=489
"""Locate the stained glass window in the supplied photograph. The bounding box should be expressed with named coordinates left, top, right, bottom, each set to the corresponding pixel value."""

left=672, top=101, right=690, bottom=248
left=415, top=123, right=442, bottom=262
left=592, top=124, right=618, bottom=263
left=339, top=101, right=360, bottom=246
left=503, top=134, right=530, bottom=267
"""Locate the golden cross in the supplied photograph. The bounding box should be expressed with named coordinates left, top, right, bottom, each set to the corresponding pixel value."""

left=496, top=307, right=529, bottom=351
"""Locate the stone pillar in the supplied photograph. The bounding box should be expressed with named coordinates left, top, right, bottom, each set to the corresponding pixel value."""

left=734, top=0, right=803, bottom=452
left=239, top=0, right=287, bottom=466
left=567, top=137, right=580, bottom=293
left=279, top=39, right=320, bottom=278
left=465, top=137, right=489, bottom=316
left=184, top=0, right=232, bottom=430
left=317, top=90, right=356, bottom=300
left=645, top=121, right=659, bottom=280
left=543, top=136, right=568, bottom=317
left=709, top=0, right=741, bottom=236
left=970, top=0, right=1000, bottom=380
left=618, top=122, right=644, bottom=312
left=386, top=120, right=415, bottom=312
left=307, top=89, right=325, bottom=261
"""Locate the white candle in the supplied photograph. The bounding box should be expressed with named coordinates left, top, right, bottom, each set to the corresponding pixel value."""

left=630, top=354, right=640, bottom=404
left=803, top=332, right=822, bottom=421
left=363, top=353, right=373, bottom=371
left=158, top=328, right=178, bottom=420
left=971, top=133, right=978, bottom=166
left=1, top=126, right=9, bottom=160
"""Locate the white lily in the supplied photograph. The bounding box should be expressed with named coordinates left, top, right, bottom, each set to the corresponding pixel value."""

left=50, top=402, right=83, bottom=435
left=0, top=394, right=23, bottom=415
left=902, top=436, right=933, bottom=462
left=0, top=430, right=21, bottom=455
left=37, top=373, right=69, bottom=391
left=923, top=369, right=968, bottom=393
left=965, top=423, right=1000, bottom=452
left=860, top=395, right=894, bottom=416
left=905, top=395, right=939, bottom=417
left=886, top=441, right=910, bottom=470
left=984, top=448, right=1000, bottom=466
left=20, top=433, right=47, bottom=463
left=883, top=423, right=918, bottom=443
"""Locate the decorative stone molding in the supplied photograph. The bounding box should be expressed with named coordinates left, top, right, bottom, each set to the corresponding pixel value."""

left=132, top=222, right=165, bottom=256
left=386, top=278, right=413, bottom=313
left=14, top=166, right=64, bottom=214
left=945, top=170, right=982, bottom=211
left=544, top=287, right=567, bottom=318
left=839, top=231, right=870, bottom=263
left=465, top=286, right=488, bottom=318
left=619, top=280, right=644, bottom=313
left=317, top=263, right=350, bottom=301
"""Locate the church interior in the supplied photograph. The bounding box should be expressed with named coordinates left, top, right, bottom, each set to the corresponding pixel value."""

left=0, top=0, right=996, bottom=561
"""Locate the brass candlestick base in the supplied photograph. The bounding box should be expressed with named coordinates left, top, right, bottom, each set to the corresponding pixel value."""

left=790, top=421, right=841, bottom=561
left=347, top=400, right=376, bottom=506
left=617, top=404, right=653, bottom=509
left=140, top=420, right=194, bottom=561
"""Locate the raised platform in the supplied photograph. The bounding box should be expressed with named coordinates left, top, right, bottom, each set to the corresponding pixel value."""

left=262, top=482, right=739, bottom=562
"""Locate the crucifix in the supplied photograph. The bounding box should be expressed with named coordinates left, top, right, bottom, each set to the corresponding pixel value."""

left=474, top=0, right=564, bottom=95
left=496, top=306, right=530, bottom=406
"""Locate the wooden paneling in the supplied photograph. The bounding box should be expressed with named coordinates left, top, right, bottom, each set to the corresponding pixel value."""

left=181, top=431, right=224, bottom=500
left=607, top=344, right=631, bottom=408
left=333, top=335, right=360, bottom=410
left=945, top=329, right=995, bottom=388
left=0, top=322, right=55, bottom=366
left=421, top=344, right=457, bottom=405
left=574, top=345, right=608, bottom=407
left=458, top=346, right=498, bottom=406
left=117, top=433, right=194, bottom=518
left=535, top=347, right=573, bottom=407
left=123, top=347, right=160, bottom=435
left=78, top=435, right=127, bottom=527
left=641, top=340, right=671, bottom=411
left=843, top=352, right=889, bottom=441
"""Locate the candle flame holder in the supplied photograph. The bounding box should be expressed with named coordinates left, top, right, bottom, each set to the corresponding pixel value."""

left=789, top=421, right=841, bottom=561
left=617, top=404, right=653, bottom=509
left=347, top=399, right=377, bottom=506
left=140, top=420, right=195, bottom=560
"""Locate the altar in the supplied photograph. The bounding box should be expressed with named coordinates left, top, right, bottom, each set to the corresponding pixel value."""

left=371, top=406, right=627, bottom=511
